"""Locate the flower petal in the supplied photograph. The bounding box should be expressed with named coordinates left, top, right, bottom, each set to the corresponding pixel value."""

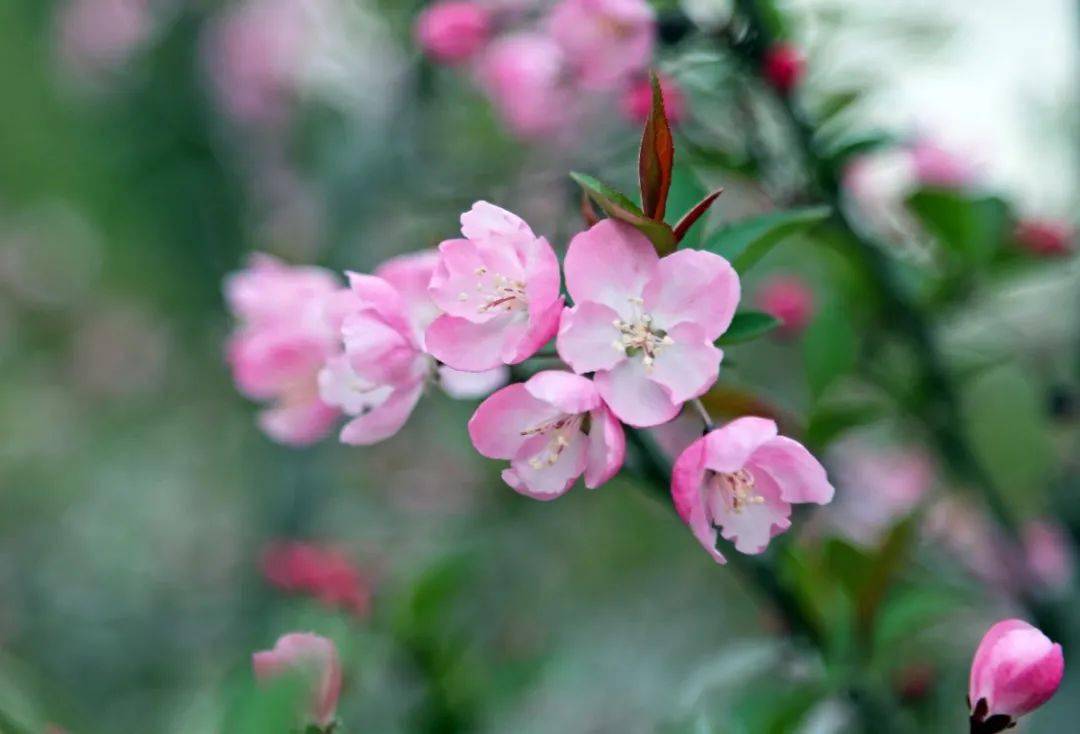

left=468, top=382, right=561, bottom=459
left=426, top=313, right=514, bottom=371
left=563, top=220, right=659, bottom=317
left=644, top=249, right=740, bottom=339
left=438, top=365, right=509, bottom=399
left=709, top=466, right=792, bottom=554
left=647, top=322, right=723, bottom=404
left=751, top=436, right=835, bottom=505
left=506, top=296, right=563, bottom=364
left=460, top=200, right=534, bottom=243
left=338, top=382, right=423, bottom=445
left=584, top=404, right=625, bottom=488
left=671, top=435, right=726, bottom=563
left=556, top=301, right=626, bottom=374
left=507, top=431, right=588, bottom=499
left=428, top=238, right=492, bottom=320
left=701, top=417, right=779, bottom=474
left=594, top=358, right=680, bottom=427
left=523, top=370, right=600, bottom=415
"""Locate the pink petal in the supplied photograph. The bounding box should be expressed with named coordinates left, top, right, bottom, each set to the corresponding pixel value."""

left=507, top=430, right=589, bottom=499
left=346, top=272, right=410, bottom=333
left=671, top=435, right=727, bottom=563
left=584, top=404, right=625, bottom=488
left=524, top=235, right=562, bottom=324
left=647, top=322, right=723, bottom=404
left=524, top=370, right=601, bottom=415
left=338, top=382, right=423, bottom=445
left=556, top=301, right=626, bottom=374
left=709, top=466, right=792, bottom=555
left=252, top=632, right=342, bottom=727
left=644, top=249, right=740, bottom=340
left=971, top=619, right=1065, bottom=718
left=425, top=313, right=516, bottom=371
left=341, top=311, right=418, bottom=384
left=428, top=238, right=493, bottom=320
left=563, top=220, right=659, bottom=318
left=750, top=436, right=835, bottom=505
left=438, top=365, right=509, bottom=399
left=506, top=296, right=563, bottom=364
left=468, top=382, right=560, bottom=459
left=701, top=417, right=778, bottom=474
left=460, top=200, right=534, bottom=243
left=259, top=399, right=339, bottom=447
left=594, top=358, right=680, bottom=427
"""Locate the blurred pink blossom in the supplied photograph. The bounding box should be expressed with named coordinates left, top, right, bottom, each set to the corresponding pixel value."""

left=1022, top=520, right=1074, bottom=593
left=557, top=220, right=739, bottom=427
left=969, top=619, right=1064, bottom=730
left=224, top=254, right=341, bottom=445
left=415, top=1, right=493, bottom=65
left=469, top=370, right=625, bottom=499
left=56, top=0, right=152, bottom=77
left=253, top=632, right=342, bottom=728
left=1014, top=219, right=1074, bottom=258
left=762, top=43, right=803, bottom=94
left=475, top=32, right=573, bottom=139
left=755, top=275, right=814, bottom=337
left=426, top=202, right=563, bottom=371
left=671, top=416, right=835, bottom=562
left=262, top=541, right=372, bottom=617
left=547, top=0, right=655, bottom=91
left=923, top=497, right=1013, bottom=588
left=909, top=139, right=975, bottom=188
left=620, top=73, right=687, bottom=126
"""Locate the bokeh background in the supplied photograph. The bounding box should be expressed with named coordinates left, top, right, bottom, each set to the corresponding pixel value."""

left=0, top=0, right=1077, bottom=732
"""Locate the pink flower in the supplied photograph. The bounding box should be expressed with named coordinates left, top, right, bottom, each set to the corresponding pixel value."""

left=415, top=1, right=492, bottom=64
left=468, top=371, right=625, bottom=499
left=319, top=250, right=506, bottom=445
left=224, top=254, right=340, bottom=446
left=910, top=139, right=974, bottom=188
left=969, top=619, right=1064, bottom=731
left=1014, top=219, right=1074, bottom=257
left=762, top=43, right=804, bottom=94
left=548, top=0, right=655, bottom=91
left=557, top=220, right=739, bottom=426
left=262, top=541, right=372, bottom=617
left=426, top=202, right=563, bottom=372
left=755, top=275, right=814, bottom=337
left=253, top=633, right=342, bottom=728
left=56, top=0, right=152, bottom=77
left=1022, top=520, right=1074, bottom=593
left=620, top=73, right=687, bottom=126
left=671, top=417, right=835, bottom=563
left=475, top=32, right=572, bottom=139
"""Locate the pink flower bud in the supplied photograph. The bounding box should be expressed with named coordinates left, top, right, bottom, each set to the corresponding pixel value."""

left=620, top=74, right=687, bottom=126
left=262, top=541, right=372, bottom=617
left=762, top=43, right=803, bottom=94
left=755, top=275, right=814, bottom=337
left=1014, top=219, right=1074, bottom=258
left=253, top=633, right=342, bottom=728
left=909, top=139, right=974, bottom=189
left=415, top=1, right=492, bottom=65
left=969, top=619, right=1064, bottom=731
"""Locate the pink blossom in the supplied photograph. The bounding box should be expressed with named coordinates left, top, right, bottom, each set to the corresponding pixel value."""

left=475, top=32, right=572, bottom=139
left=755, top=275, right=814, bottom=337
left=969, top=619, right=1064, bottom=729
left=224, top=254, right=340, bottom=446
left=468, top=371, right=625, bottom=499
left=548, top=0, right=655, bottom=91
left=557, top=220, right=739, bottom=426
left=319, top=250, right=506, bottom=445
left=1014, top=219, right=1074, bottom=257
left=426, top=202, right=563, bottom=371
left=56, top=0, right=152, bottom=77
left=415, top=1, right=492, bottom=65
left=262, top=541, right=372, bottom=617
left=910, top=139, right=974, bottom=188
left=671, top=417, right=835, bottom=562
left=253, top=633, right=342, bottom=727
left=620, top=73, right=687, bottom=126
left=1022, top=520, right=1074, bottom=593
left=762, top=43, right=803, bottom=94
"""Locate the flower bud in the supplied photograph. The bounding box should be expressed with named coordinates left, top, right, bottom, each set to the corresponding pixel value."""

left=1014, top=218, right=1074, bottom=258
left=620, top=74, right=686, bottom=126
left=755, top=275, right=814, bottom=337
left=415, top=1, right=492, bottom=65
left=969, top=619, right=1064, bottom=733
left=762, top=43, right=803, bottom=94
left=253, top=633, right=342, bottom=728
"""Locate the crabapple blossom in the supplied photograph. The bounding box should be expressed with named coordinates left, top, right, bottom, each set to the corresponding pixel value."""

left=1022, top=520, right=1074, bottom=593
left=969, top=619, right=1064, bottom=732
left=468, top=371, right=625, bottom=499
left=548, top=0, right=655, bottom=91
left=762, top=43, right=804, bottom=94
left=475, top=32, right=572, bottom=139
left=253, top=632, right=342, bottom=728
left=224, top=254, right=340, bottom=445
left=56, top=0, right=153, bottom=78
left=415, top=1, right=492, bottom=64
left=426, top=202, right=563, bottom=371
left=621, top=73, right=687, bottom=126
left=557, top=220, right=739, bottom=426
left=671, top=417, right=835, bottom=562
left=1014, top=218, right=1074, bottom=257
left=262, top=541, right=371, bottom=617
left=755, top=274, right=814, bottom=337
left=910, top=139, right=974, bottom=188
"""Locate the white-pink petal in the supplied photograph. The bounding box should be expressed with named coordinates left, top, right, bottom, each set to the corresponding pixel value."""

left=594, top=358, right=680, bottom=427
left=563, top=220, right=658, bottom=318
left=644, top=249, right=740, bottom=339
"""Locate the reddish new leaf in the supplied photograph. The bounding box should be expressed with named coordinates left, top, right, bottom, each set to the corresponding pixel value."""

left=638, top=72, right=674, bottom=221
left=673, top=188, right=724, bottom=243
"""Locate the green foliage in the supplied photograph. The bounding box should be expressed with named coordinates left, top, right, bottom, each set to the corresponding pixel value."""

left=570, top=172, right=677, bottom=251
left=698, top=206, right=830, bottom=273
left=906, top=189, right=1011, bottom=268
left=716, top=311, right=782, bottom=345
left=802, top=298, right=858, bottom=399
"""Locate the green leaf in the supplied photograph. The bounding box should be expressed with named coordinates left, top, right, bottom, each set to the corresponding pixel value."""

left=698, top=206, right=830, bottom=273
left=638, top=72, right=674, bottom=221
left=570, top=172, right=676, bottom=252
left=802, top=299, right=857, bottom=399
left=906, top=189, right=1010, bottom=267
left=716, top=311, right=781, bottom=345
left=803, top=400, right=884, bottom=451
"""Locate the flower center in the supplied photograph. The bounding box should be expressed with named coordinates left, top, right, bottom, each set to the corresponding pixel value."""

left=710, top=468, right=764, bottom=514
left=460, top=267, right=527, bottom=314
left=520, top=413, right=583, bottom=469
left=611, top=296, right=672, bottom=368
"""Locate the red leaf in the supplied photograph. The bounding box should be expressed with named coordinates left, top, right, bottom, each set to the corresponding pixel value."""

left=673, top=188, right=724, bottom=243
left=638, top=72, right=674, bottom=221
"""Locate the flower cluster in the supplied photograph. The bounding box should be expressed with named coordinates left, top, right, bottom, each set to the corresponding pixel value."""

left=414, top=0, right=682, bottom=138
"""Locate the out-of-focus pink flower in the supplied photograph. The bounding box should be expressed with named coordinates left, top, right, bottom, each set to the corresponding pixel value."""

left=910, top=139, right=974, bottom=188
left=56, top=0, right=152, bottom=77
left=468, top=370, right=625, bottom=499
left=755, top=275, right=814, bottom=337
left=1014, top=219, right=1074, bottom=258
left=415, top=1, right=492, bottom=65
left=969, top=619, right=1064, bottom=731
left=825, top=442, right=934, bottom=546
left=475, top=32, right=572, bottom=139
left=548, top=0, right=655, bottom=91
left=620, top=73, right=687, bottom=126
left=762, top=43, right=803, bottom=94
left=426, top=202, right=563, bottom=371
left=924, top=497, right=1013, bottom=588
left=557, top=220, right=739, bottom=426
left=262, top=541, right=371, bottom=617
left=225, top=254, right=340, bottom=445
left=671, top=417, right=834, bottom=562
left=1022, top=520, right=1074, bottom=593
left=202, top=0, right=308, bottom=129
left=253, top=633, right=342, bottom=728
